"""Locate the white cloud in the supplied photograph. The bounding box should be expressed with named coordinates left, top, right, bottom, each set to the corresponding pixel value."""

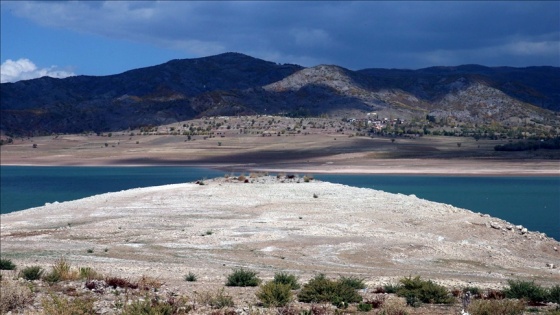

left=1, top=58, right=75, bottom=83
left=503, top=40, right=560, bottom=56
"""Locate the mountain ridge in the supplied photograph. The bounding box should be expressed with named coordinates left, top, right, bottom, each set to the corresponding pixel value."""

left=1, top=52, right=558, bottom=136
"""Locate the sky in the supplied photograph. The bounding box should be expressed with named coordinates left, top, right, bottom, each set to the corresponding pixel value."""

left=1, top=1, right=559, bottom=83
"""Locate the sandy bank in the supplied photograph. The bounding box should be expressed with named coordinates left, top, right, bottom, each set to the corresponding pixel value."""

left=2, top=176, right=558, bottom=292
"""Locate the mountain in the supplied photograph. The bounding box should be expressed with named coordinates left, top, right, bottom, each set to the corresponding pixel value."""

left=1, top=52, right=558, bottom=136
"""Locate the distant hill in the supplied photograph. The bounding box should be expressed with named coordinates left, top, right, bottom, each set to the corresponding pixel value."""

left=1, top=52, right=558, bottom=136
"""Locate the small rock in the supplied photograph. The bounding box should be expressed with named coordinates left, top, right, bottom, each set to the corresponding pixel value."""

left=553, top=246, right=558, bottom=251
left=516, top=225, right=523, bottom=230
left=521, top=228, right=528, bottom=235
left=506, top=225, right=513, bottom=230
left=546, top=263, right=556, bottom=269
left=490, top=222, right=501, bottom=230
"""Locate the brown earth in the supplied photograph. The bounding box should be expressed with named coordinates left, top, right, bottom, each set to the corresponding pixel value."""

left=1, top=116, right=559, bottom=175
left=1, top=116, right=559, bottom=313
left=1, top=175, right=559, bottom=314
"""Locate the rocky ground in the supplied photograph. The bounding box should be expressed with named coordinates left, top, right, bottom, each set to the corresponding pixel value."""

left=1, top=175, right=559, bottom=314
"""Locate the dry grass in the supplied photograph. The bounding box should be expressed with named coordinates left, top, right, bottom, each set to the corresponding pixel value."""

left=0, top=279, right=34, bottom=313
left=41, top=294, right=95, bottom=315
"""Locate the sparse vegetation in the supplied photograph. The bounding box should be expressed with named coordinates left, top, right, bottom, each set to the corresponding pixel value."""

left=504, top=279, right=547, bottom=303
left=297, top=274, right=362, bottom=307
left=184, top=272, right=197, bottom=282
left=0, top=258, right=16, bottom=270
left=467, top=299, right=525, bottom=315
left=44, top=257, right=78, bottom=283
left=338, top=275, right=366, bottom=290
left=357, top=302, right=373, bottom=312
left=0, top=280, right=34, bottom=313
left=256, top=281, right=293, bottom=307
left=225, top=268, right=261, bottom=287
left=495, top=138, right=560, bottom=151
left=2, top=256, right=560, bottom=314
left=106, top=276, right=138, bottom=289
left=121, top=294, right=191, bottom=315
left=273, top=272, right=300, bottom=290
left=195, top=288, right=234, bottom=309
left=548, top=284, right=560, bottom=304
left=378, top=297, right=409, bottom=315
left=19, top=266, right=44, bottom=281
left=383, top=283, right=401, bottom=294
left=42, top=294, right=96, bottom=315
left=396, top=276, right=454, bottom=306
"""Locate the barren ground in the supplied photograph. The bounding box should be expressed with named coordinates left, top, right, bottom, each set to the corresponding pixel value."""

left=2, top=176, right=559, bottom=287
left=1, top=116, right=559, bottom=313
left=1, top=116, right=559, bottom=175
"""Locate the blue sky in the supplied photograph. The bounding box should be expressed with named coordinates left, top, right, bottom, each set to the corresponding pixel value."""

left=1, top=1, right=559, bottom=83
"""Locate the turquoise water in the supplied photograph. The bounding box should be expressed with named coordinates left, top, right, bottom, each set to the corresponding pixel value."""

left=315, top=174, right=559, bottom=241
left=1, top=166, right=558, bottom=240
left=0, top=166, right=223, bottom=214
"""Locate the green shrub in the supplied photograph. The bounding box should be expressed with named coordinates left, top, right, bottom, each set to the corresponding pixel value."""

left=0, top=258, right=16, bottom=270
left=396, top=276, right=453, bottom=305
left=463, top=286, right=482, bottom=297
left=383, top=283, right=401, bottom=294
left=43, top=271, right=61, bottom=284
left=225, top=268, right=261, bottom=287
left=357, top=302, right=373, bottom=312
left=297, top=274, right=362, bottom=307
left=256, top=281, right=293, bottom=307
left=339, top=276, right=366, bottom=290
left=504, top=279, right=547, bottom=303
left=273, top=272, right=300, bottom=290
left=184, top=272, right=197, bottom=282
left=42, top=294, right=96, bottom=315
left=19, top=266, right=44, bottom=281
left=548, top=284, right=560, bottom=304
left=467, top=299, right=525, bottom=315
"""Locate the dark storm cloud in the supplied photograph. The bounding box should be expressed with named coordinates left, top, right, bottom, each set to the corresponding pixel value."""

left=6, top=1, right=559, bottom=69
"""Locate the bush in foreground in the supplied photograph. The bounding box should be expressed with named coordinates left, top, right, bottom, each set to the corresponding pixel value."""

left=0, top=258, right=16, bottom=270
left=19, top=266, right=44, bottom=281
left=297, top=274, right=362, bottom=307
left=44, top=258, right=79, bottom=283
left=396, top=275, right=454, bottom=306
left=225, top=268, right=261, bottom=287
left=548, top=284, right=560, bottom=304
left=504, top=279, right=547, bottom=303
left=467, top=299, right=525, bottom=315
left=184, top=272, right=197, bottom=282
left=256, top=281, right=293, bottom=307
left=273, top=272, right=300, bottom=290
left=339, top=275, right=366, bottom=290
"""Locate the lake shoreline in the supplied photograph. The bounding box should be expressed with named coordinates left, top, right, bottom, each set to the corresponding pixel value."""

left=2, top=159, right=559, bottom=177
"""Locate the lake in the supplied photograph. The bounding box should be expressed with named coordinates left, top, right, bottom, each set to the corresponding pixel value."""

left=1, top=166, right=558, bottom=240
